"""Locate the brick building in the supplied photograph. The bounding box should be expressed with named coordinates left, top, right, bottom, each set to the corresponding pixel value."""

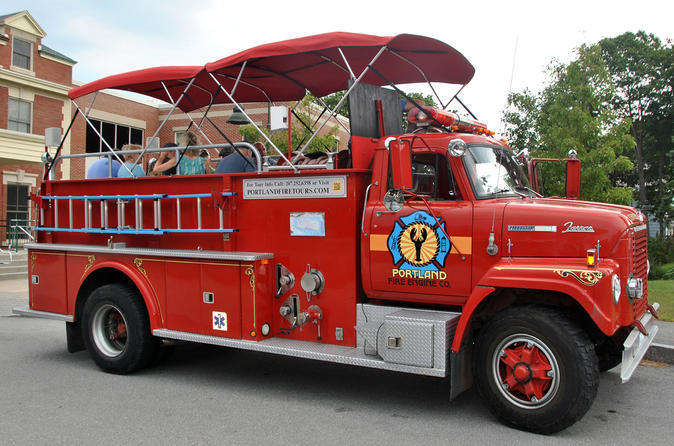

left=0, top=10, right=349, bottom=246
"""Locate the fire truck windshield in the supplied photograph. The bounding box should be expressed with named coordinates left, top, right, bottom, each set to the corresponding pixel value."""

left=463, top=145, right=533, bottom=199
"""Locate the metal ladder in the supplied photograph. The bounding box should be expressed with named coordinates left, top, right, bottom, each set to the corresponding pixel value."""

left=36, top=192, right=237, bottom=235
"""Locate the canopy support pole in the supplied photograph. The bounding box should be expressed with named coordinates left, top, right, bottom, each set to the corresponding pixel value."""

left=147, top=77, right=197, bottom=146
left=337, top=48, right=356, bottom=80
left=230, top=61, right=247, bottom=97
left=73, top=100, right=133, bottom=177
left=311, top=95, right=350, bottom=134
left=296, top=45, right=387, bottom=158
left=126, top=77, right=198, bottom=172
left=161, top=81, right=213, bottom=145
left=44, top=107, right=80, bottom=181
left=385, top=49, right=447, bottom=109
left=207, top=72, right=296, bottom=172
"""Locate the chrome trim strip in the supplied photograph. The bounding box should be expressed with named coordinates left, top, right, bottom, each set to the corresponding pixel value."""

left=621, top=302, right=659, bottom=382
left=153, top=329, right=446, bottom=377
left=24, top=243, right=273, bottom=262
left=12, top=306, right=73, bottom=322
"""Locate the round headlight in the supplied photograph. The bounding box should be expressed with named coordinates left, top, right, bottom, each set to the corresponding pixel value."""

left=612, top=274, right=621, bottom=305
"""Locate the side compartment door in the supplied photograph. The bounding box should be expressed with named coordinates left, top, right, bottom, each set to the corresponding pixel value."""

left=367, top=153, right=473, bottom=303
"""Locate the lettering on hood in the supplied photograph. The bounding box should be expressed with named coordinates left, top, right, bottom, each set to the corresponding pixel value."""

left=562, top=221, right=595, bottom=233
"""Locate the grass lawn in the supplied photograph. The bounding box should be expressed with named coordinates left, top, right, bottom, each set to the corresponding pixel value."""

left=649, top=280, right=674, bottom=322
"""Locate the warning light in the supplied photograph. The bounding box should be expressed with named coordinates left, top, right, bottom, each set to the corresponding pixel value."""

left=250, top=329, right=257, bottom=338
left=408, top=106, right=492, bottom=136
left=587, top=249, right=596, bottom=267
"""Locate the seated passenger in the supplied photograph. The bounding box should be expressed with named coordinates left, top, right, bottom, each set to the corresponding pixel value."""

left=153, top=133, right=212, bottom=175
left=215, top=142, right=262, bottom=174
left=87, top=155, right=121, bottom=179
left=152, top=142, right=178, bottom=176
left=178, top=132, right=212, bottom=174
left=117, top=144, right=146, bottom=178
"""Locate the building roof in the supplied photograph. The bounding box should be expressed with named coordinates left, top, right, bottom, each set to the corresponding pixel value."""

left=39, top=44, right=77, bottom=64
left=0, top=11, right=24, bottom=22
left=0, top=10, right=46, bottom=37
left=1, top=10, right=75, bottom=64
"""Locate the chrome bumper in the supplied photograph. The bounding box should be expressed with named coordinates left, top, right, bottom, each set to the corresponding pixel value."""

left=620, top=302, right=659, bottom=382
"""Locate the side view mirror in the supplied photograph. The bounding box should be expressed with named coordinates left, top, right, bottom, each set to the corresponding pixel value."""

left=565, top=158, right=581, bottom=200
left=384, top=189, right=405, bottom=212
left=386, top=137, right=413, bottom=190
left=527, top=156, right=582, bottom=199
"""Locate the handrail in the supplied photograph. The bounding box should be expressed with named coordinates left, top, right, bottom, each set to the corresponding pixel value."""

left=6, top=218, right=36, bottom=252
left=48, top=142, right=263, bottom=178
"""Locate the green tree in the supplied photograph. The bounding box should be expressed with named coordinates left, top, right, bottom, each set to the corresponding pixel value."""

left=599, top=32, right=673, bottom=231
left=239, top=106, right=339, bottom=156
left=503, top=44, right=634, bottom=204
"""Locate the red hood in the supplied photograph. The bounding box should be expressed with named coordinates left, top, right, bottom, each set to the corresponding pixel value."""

left=501, top=198, right=645, bottom=259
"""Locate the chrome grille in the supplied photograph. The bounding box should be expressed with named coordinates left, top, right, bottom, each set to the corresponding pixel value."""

left=632, top=227, right=648, bottom=318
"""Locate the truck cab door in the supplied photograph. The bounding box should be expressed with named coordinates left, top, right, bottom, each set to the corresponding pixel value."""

left=365, top=151, right=473, bottom=305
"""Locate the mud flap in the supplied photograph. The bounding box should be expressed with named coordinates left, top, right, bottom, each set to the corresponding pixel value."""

left=449, top=343, right=473, bottom=400
left=66, top=321, right=85, bottom=353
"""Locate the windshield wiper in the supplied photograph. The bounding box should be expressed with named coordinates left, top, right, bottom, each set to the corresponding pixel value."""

left=514, top=185, right=542, bottom=198
left=492, top=187, right=527, bottom=198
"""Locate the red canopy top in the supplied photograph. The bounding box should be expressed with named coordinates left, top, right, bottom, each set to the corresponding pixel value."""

left=205, top=32, right=474, bottom=100
left=69, top=33, right=475, bottom=112
left=68, top=65, right=207, bottom=101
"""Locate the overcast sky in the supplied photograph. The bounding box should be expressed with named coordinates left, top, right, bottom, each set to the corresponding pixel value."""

left=5, top=0, right=673, bottom=134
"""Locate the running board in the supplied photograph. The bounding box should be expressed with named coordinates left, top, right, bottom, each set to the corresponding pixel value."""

left=153, top=329, right=447, bottom=377
left=12, top=306, right=73, bottom=322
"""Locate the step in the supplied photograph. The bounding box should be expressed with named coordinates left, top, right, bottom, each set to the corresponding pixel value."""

left=0, top=271, right=28, bottom=281
left=0, top=265, right=28, bottom=274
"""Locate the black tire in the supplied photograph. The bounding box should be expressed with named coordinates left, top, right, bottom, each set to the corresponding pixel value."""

left=596, top=336, right=624, bottom=372
left=81, top=283, right=158, bottom=374
left=474, top=305, right=599, bottom=434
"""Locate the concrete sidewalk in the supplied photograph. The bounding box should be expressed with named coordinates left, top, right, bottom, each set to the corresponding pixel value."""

left=2, top=277, right=672, bottom=363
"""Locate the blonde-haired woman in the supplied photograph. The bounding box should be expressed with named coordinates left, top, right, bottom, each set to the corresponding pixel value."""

left=152, top=132, right=212, bottom=175
left=117, top=144, right=146, bottom=177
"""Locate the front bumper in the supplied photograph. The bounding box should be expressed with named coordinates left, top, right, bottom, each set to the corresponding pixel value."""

left=620, top=302, right=659, bottom=382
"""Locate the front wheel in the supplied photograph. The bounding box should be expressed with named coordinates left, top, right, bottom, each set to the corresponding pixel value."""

left=82, top=284, right=158, bottom=374
left=474, top=306, right=599, bottom=434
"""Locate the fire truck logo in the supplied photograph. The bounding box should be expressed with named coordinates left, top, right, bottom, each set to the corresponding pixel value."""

left=388, top=211, right=450, bottom=272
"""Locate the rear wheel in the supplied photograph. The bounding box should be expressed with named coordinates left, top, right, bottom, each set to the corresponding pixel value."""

left=82, top=284, right=158, bottom=374
left=474, top=306, right=599, bottom=434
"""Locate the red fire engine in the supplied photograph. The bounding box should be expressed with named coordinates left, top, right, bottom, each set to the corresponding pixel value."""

left=13, top=33, right=658, bottom=434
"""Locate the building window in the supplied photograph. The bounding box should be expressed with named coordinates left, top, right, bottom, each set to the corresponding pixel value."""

left=85, top=119, right=144, bottom=153
left=6, top=183, right=30, bottom=225
left=12, top=37, right=32, bottom=70
left=8, top=98, right=32, bottom=133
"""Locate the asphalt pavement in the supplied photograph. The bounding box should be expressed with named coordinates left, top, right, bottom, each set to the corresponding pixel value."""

left=2, top=277, right=674, bottom=444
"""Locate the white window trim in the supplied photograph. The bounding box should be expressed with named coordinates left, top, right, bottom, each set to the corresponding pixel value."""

left=11, top=36, right=34, bottom=74
left=8, top=97, right=33, bottom=134
left=85, top=118, right=144, bottom=153
left=3, top=170, right=37, bottom=242
left=173, top=128, right=188, bottom=144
